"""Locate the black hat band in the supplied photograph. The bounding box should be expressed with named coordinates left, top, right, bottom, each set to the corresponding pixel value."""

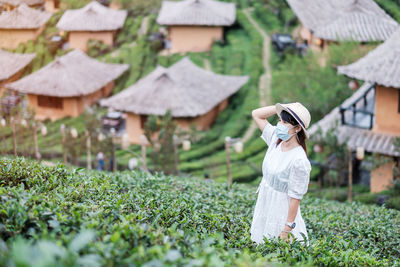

left=286, top=107, right=305, bottom=129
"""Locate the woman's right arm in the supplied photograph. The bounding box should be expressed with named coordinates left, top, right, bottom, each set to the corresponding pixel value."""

left=251, top=105, right=277, bottom=131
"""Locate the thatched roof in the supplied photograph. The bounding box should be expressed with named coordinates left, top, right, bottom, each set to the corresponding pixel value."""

left=309, top=82, right=399, bottom=156
left=0, top=0, right=44, bottom=6
left=56, top=1, right=127, bottom=31
left=0, top=3, right=51, bottom=29
left=100, top=57, right=249, bottom=117
left=0, top=49, right=36, bottom=81
left=157, top=0, right=236, bottom=26
left=287, top=0, right=398, bottom=41
left=6, top=50, right=129, bottom=97
left=338, top=27, right=400, bottom=88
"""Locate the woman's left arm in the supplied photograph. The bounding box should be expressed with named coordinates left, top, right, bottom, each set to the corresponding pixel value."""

left=279, top=158, right=311, bottom=241
left=279, top=198, right=300, bottom=240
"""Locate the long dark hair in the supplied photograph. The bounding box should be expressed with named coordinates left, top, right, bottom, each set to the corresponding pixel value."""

left=276, top=110, right=307, bottom=154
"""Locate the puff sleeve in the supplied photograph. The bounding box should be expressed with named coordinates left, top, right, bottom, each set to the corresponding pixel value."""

left=260, top=123, right=276, bottom=146
left=287, top=158, right=311, bottom=200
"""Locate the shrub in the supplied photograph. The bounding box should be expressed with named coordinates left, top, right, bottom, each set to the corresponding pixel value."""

left=0, top=158, right=399, bottom=266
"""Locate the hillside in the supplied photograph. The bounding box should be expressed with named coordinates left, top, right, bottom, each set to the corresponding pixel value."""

left=1, top=157, right=399, bottom=266
left=0, top=0, right=379, bottom=183
left=1, top=0, right=400, bottom=195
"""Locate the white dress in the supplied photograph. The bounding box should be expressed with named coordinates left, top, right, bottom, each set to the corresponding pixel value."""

left=250, top=123, right=311, bottom=245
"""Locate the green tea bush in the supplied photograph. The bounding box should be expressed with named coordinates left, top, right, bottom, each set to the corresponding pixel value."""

left=0, top=157, right=399, bottom=266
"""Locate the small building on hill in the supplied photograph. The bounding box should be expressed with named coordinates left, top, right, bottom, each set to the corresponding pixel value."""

left=0, top=4, right=51, bottom=49
left=310, top=27, right=400, bottom=193
left=0, top=49, right=35, bottom=96
left=56, top=1, right=127, bottom=52
left=0, top=0, right=42, bottom=11
left=0, top=0, right=59, bottom=12
left=100, top=57, right=249, bottom=144
left=44, top=0, right=59, bottom=12
left=287, top=0, right=398, bottom=49
left=6, top=49, right=129, bottom=120
left=156, top=0, right=236, bottom=53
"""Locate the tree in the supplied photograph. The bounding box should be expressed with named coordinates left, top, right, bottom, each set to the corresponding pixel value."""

left=143, top=110, right=178, bottom=175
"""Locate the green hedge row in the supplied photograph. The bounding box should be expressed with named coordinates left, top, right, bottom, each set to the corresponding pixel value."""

left=0, top=157, right=399, bottom=266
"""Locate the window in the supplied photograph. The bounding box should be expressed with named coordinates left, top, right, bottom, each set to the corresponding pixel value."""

left=37, top=95, right=63, bottom=109
left=140, top=115, right=148, bottom=129
left=398, top=90, right=400, bottom=113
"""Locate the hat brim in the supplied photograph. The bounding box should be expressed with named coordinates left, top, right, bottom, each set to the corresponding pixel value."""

left=275, top=103, right=310, bottom=139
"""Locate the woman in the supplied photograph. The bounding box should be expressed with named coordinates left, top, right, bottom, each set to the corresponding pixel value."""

left=250, top=102, right=312, bottom=245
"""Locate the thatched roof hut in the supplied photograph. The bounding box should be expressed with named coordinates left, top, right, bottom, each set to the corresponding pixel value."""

left=308, top=82, right=399, bottom=155
left=338, top=27, right=400, bottom=87
left=309, top=82, right=399, bottom=193
left=0, top=0, right=44, bottom=7
left=100, top=57, right=248, bottom=117
left=6, top=49, right=129, bottom=97
left=56, top=1, right=127, bottom=31
left=157, top=0, right=236, bottom=26
left=287, top=0, right=398, bottom=42
left=0, top=3, right=51, bottom=29
left=0, top=49, right=35, bottom=81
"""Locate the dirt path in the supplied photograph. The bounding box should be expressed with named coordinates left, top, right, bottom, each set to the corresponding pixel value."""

left=203, top=58, right=212, bottom=71
left=242, top=9, right=272, bottom=142
left=138, top=16, right=149, bottom=36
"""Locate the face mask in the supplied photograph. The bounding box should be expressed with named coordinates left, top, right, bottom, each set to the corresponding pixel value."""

left=276, top=122, right=296, bottom=141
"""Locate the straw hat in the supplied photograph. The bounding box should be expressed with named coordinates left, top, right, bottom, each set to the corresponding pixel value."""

left=275, top=102, right=311, bottom=139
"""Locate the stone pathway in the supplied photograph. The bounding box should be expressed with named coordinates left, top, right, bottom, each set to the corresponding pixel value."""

left=242, top=9, right=272, bottom=143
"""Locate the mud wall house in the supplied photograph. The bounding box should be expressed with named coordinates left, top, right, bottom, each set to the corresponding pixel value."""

left=287, top=0, right=398, bottom=50
left=0, top=4, right=51, bottom=49
left=56, top=1, right=127, bottom=52
left=309, top=27, right=400, bottom=193
left=156, top=0, right=236, bottom=54
left=6, top=49, right=129, bottom=121
left=100, top=57, right=249, bottom=144
left=108, top=0, right=121, bottom=10
left=0, top=49, right=35, bottom=97
left=44, top=0, right=59, bottom=12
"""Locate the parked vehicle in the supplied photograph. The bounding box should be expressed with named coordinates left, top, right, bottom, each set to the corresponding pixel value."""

left=272, top=33, right=308, bottom=56
left=101, top=111, right=125, bottom=132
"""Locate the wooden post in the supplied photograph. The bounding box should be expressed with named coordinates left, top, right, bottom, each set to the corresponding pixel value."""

left=173, top=135, right=179, bottom=174
left=110, top=129, right=116, bottom=172
left=2, top=134, right=5, bottom=155
left=141, top=143, right=147, bottom=172
left=11, top=117, right=16, bottom=157
left=32, top=123, right=40, bottom=161
left=140, top=134, right=148, bottom=172
left=225, top=136, right=232, bottom=187
left=61, top=125, right=67, bottom=164
left=347, top=145, right=353, bottom=202
left=86, top=130, right=92, bottom=170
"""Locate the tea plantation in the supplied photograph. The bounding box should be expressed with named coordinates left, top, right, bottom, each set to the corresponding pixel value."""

left=1, top=157, right=399, bottom=266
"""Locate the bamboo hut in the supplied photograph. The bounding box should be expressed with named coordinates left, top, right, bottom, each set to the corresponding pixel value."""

left=56, top=1, right=127, bottom=52
left=100, top=57, right=249, bottom=144
left=156, top=0, right=236, bottom=53
left=287, top=0, right=398, bottom=49
left=6, top=49, right=129, bottom=121
left=0, top=4, right=51, bottom=49
left=310, top=27, right=400, bottom=193
left=0, top=49, right=35, bottom=96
